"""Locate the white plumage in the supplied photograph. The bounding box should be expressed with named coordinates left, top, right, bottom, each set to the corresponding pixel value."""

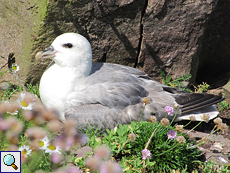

left=39, top=33, right=223, bottom=130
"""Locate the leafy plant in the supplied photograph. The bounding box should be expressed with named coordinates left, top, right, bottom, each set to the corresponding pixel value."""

left=86, top=121, right=202, bottom=172
left=160, top=70, right=172, bottom=86
left=199, top=160, right=230, bottom=173
left=194, top=82, right=210, bottom=93
left=25, top=83, right=40, bottom=99
left=218, top=100, right=230, bottom=112
left=160, top=70, right=192, bottom=92
left=0, top=83, right=23, bottom=101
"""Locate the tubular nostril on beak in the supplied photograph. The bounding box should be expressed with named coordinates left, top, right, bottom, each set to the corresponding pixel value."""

left=44, top=46, right=54, bottom=52
left=41, top=45, right=56, bottom=59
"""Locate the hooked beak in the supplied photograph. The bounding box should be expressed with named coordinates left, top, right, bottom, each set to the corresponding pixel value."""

left=41, top=46, right=57, bottom=59
left=35, top=46, right=57, bottom=60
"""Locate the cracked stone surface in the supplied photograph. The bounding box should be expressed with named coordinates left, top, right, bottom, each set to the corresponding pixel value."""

left=1, top=1, right=230, bottom=87
left=13, top=0, right=229, bottom=87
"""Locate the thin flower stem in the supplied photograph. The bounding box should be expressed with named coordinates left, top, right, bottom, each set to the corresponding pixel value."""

left=145, top=128, right=157, bottom=149
left=0, top=70, right=9, bottom=78
left=165, top=113, right=168, bottom=119
left=187, top=121, right=202, bottom=134
left=183, top=120, right=191, bottom=128
left=169, top=109, right=177, bottom=126
left=209, top=131, right=221, bottom=141
left=210, top=125, right=217, bottom=134
left=194, top=142, right=205, bottom=147
left=194, top=125, right=218, bottom=147
left=204, top=125, right=218, bottom=138
left=139, top=104, right=146, bottom=122
left=142, top=128, right=157, bottom=173
left=11, top=72, right=27, bottom=92
left=194, top=131, right=221, bottom=148
left=142, top=161, right=146, bottom=173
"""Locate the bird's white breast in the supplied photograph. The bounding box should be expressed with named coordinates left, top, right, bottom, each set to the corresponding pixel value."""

left=39, top=64, right=82, bottom=121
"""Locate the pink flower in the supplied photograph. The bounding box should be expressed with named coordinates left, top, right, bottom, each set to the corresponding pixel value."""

left=79, top=135, right=88, bottom=145
left=0, top=118, right=9, bottom=130
left=95, top=145, right=111, bottom=159
left=142, top=149, right=152, bottom=160
left=164, top=106, right=174, bottom=116
left=99, top=161, right=122, bottom=173
left=85, top=156, right=101, bottom=171
left=128, top=132, right=136, bottom=142
left=65, top=166, right=82, bottom=173
left=167, top=130, right=177, bottom=139
left=51, top=153, right=62, bottom=163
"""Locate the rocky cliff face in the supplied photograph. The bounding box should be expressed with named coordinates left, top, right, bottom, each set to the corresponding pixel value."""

left=1, top=0, right=230, bottom=88
left=0, top=0, right=47, bottom=85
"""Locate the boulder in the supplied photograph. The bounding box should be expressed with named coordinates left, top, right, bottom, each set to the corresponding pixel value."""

left=140, top=0, right=215, bottom=82
left=0, top=0, right=47, bottom=85
left=1, top=0, right=230, bottom=88
left=26, top=0, right=146, bottom=85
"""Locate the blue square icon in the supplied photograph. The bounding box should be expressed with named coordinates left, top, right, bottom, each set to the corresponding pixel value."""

left=0, top=151, right=21, bottom=173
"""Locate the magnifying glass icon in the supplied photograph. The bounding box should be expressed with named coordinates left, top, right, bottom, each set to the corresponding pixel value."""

left=3, top=154, right=18, bottom=170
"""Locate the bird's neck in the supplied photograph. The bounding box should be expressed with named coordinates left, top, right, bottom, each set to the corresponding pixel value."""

left=56, top=59, right=92, bottom=79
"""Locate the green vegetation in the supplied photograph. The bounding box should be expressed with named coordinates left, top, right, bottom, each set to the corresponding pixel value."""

left=0, top=60, right=229, bottom=173
left=218, top=100, right=230, bottom=112
left=160, top=70, right=192, bottom=92
left=82, top=121, right=201, bottom=172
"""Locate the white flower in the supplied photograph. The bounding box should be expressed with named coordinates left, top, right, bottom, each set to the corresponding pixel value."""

left=17, top=93, right=35, bottom=110
left=18, top=145, right=32, bottom=157
left=11, top=64, right=20, bottom=73
left=38, top=136, right=61, bottom=154
left=37, top=136, right=50, bottom=150
left=45, top=143, right=61, bottom=155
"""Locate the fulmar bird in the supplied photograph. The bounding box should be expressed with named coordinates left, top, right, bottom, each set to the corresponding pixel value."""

left=39, top=33, right=224, bottom=130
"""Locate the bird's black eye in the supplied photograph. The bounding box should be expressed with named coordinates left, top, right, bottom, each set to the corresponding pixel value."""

left=63, top=43, right=73, bottom=48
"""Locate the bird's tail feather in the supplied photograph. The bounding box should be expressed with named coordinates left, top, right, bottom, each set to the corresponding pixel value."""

left=175, top=105, right=219, bottom=122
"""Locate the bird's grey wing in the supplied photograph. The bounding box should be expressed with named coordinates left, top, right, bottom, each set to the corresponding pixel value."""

left=85, top=63, right=150, bottom=85
left=66, top=82, right=147, bottom=109
left=64, top=63, right=179, bottom=129
left=65, top=63, right=224, bottom=129
left=65, top=81, right=150, bottom=131
left=65, top=104, right=125, bottom=131
left=66, top=62, right=180, bottom=112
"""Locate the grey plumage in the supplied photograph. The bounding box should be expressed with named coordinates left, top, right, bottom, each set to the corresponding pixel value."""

left=65, top=63, right=223, bottom=130
left=39, top=33, right=224, bottom=131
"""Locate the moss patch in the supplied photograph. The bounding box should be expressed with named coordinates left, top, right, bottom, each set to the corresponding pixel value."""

left=0, top=0, right=48, bottom=84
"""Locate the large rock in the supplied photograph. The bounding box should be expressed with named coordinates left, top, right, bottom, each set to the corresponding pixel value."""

left=139, top=0, right=215, bottom=81
left=0, top=0, right=47, bottom=85
left=26, top=0, right=146, bottom=84
left=1, top=0, right=230, bottom=88
left=138, top=0, right=230, bottom=85
left=196, top=0, right=230, bottom=87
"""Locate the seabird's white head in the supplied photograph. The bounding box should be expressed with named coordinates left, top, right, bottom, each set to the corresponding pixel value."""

left=41, top=33, right=92, bottom=74
left=39, top=33, right=93, bottom=122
